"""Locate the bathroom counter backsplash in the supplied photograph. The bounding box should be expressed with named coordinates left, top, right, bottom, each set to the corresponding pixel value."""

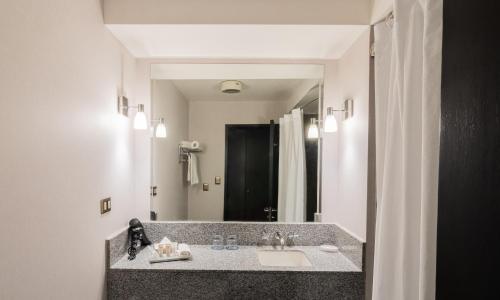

left=106, top=222, right=364, bottom=270
left=112, top=245, right=360, bottom=272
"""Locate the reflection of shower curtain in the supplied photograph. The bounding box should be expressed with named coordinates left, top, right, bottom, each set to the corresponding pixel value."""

left=277, top=108, right=307, bottom=222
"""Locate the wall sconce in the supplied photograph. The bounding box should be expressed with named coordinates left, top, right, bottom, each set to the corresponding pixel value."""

left=152, top=117, right=167, bottom=138
left=307, top=99, right=354, bottom=139
left=117, top=95, right=148, bottom=130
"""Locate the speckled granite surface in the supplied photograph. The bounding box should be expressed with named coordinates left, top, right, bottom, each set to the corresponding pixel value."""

left=111, top=245, right=360, bottom=272
left=135, top=222, right=364, bottom=270
left=106, top=226, right=128, bottom=267
left=108, top=269, right=364, bottom=300
left=106, top=222, right=365, bottom=299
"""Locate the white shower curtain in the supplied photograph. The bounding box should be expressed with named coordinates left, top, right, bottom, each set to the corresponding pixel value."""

left=277, top=109, right=307, bottom=222
left=373, top=0, right=442, bottom=299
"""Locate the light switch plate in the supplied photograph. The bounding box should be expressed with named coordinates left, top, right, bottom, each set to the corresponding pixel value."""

left=100, top=198, right=111, bottom=214
left=203, top=183, right=209, bottom=191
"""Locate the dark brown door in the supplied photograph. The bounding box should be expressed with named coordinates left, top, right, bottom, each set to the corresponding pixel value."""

left=224, top=124, right=278, bottom=221
left=437, top=0, right=500, bottom=298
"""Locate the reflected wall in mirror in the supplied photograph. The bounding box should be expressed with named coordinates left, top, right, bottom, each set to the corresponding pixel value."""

left=150, top=64, right=324, bottom=222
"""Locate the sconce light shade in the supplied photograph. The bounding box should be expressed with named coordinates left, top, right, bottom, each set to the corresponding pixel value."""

left=155, top=118, right=167, bottom=138
left=307, top=118, right=319, bottom=139
left=133, top=104, right=148, bottom=130
left=324, top=107, right=338, bottom=133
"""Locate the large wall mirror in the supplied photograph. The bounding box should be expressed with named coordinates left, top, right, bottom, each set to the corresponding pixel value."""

left=150, top=64, right=325, bottom=222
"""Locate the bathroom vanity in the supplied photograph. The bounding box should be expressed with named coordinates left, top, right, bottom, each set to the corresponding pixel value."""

left=106, top=222, right=365, bottom=299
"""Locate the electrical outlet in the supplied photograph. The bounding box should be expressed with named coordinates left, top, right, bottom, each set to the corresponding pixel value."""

left=100, top=198, right=111, bottom=214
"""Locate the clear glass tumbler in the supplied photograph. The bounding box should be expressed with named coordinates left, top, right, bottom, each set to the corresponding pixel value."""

left=211, top=234, right=224, bottom=250
left=226, top=234, right=239, bottom=250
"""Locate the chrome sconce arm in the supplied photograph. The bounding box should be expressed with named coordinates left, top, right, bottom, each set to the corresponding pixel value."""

left=307, top=99, right=354, bottom=138
left=117, top=95, right=148, bottom=130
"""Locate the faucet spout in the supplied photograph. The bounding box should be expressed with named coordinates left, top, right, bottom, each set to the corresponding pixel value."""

left=272, top=232, right=285, bottom=250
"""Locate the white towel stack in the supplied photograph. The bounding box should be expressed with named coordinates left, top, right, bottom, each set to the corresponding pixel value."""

left=149, top=236, right=192, bottom=264
left=180, top=140, right=200, bottom=150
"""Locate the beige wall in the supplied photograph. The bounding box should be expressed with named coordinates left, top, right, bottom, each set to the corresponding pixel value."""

left=151, top=80, right=189, bottom=220
left=322, top=30, right=370, bottom=241
left=0, top=1, right=139, bottom=299
left=104, top=0, right=370, bottom=25
left=371, top=0, right=393, bottom=23
left=187, top=100, right=288, bottom=220
left=284, top=79, right=320, bottom=112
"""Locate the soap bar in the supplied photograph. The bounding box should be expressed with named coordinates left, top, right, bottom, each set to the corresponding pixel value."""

left=319, top=244, right=339, bottom=253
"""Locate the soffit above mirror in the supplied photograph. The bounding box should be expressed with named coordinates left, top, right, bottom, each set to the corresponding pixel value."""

left=103, top=0, right=371, bottom=26
left=107, top=25, right=368, bottom=59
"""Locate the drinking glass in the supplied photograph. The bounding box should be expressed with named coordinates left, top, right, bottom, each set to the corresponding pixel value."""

left=226, top=234, right=239, bottom=250
left=211, top=234, right=224, bottom=250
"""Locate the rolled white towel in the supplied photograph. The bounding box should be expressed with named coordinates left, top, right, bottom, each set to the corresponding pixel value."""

left=180, top=140, right=200, bottom=150
left=177, top=243, right=191, bottom=257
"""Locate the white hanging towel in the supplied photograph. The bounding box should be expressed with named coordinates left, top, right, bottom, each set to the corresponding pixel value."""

left=187, top=153, right=200, bottom=185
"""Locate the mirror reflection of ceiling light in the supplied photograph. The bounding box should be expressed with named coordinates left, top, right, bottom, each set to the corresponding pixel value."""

left=220, top=80, right=242, bottom=94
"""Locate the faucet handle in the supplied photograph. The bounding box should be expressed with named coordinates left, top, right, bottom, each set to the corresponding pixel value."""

left=286, top=231, right=299, bottom=245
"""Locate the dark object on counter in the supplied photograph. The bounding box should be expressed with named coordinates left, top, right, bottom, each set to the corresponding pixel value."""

left=127, top=218, right=151, bottom=260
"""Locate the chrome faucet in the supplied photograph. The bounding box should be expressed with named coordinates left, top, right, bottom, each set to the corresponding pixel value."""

left=272, top=231, right=285, bottom=250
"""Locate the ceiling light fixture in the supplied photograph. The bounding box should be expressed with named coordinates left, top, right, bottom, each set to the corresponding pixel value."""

left=220, top=80, right=242, bottom=94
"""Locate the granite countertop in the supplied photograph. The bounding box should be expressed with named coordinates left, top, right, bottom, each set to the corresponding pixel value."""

left=111, top=245, right=361, bottom=273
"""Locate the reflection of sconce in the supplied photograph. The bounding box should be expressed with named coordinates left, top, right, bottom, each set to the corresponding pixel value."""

left=151, top=117, right=167, bottom=138
left=117, top=96, right=148, bottom=130
left=307, top=99, right=354, bottom=139
left=307, top=118, right=320, bottom=139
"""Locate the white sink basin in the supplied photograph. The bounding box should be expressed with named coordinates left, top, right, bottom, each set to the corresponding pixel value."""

left=257, top=250, right=312, bottom=267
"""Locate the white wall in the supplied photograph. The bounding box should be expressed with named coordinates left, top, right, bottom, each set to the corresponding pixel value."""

left=322, top=30, right=370, bottom=241
left=371, top=0, right=393, bottom=23
left=0, top=1, right=139, bottom=299
left=187, top=100, right=288, bottom=220
left=284, top=79, right=320, bottom=112
left=151, top=80, right=189, bottom=220
left=104, top=0, right=371, bottom=25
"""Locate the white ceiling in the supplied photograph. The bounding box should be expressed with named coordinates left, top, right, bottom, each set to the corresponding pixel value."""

left=107, top=24, right=368, bottom=59
left=168, top=79, right=306, bottom=102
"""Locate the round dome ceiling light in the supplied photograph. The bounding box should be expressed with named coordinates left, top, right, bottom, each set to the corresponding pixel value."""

left=220, top=80, right=242, bottom=94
